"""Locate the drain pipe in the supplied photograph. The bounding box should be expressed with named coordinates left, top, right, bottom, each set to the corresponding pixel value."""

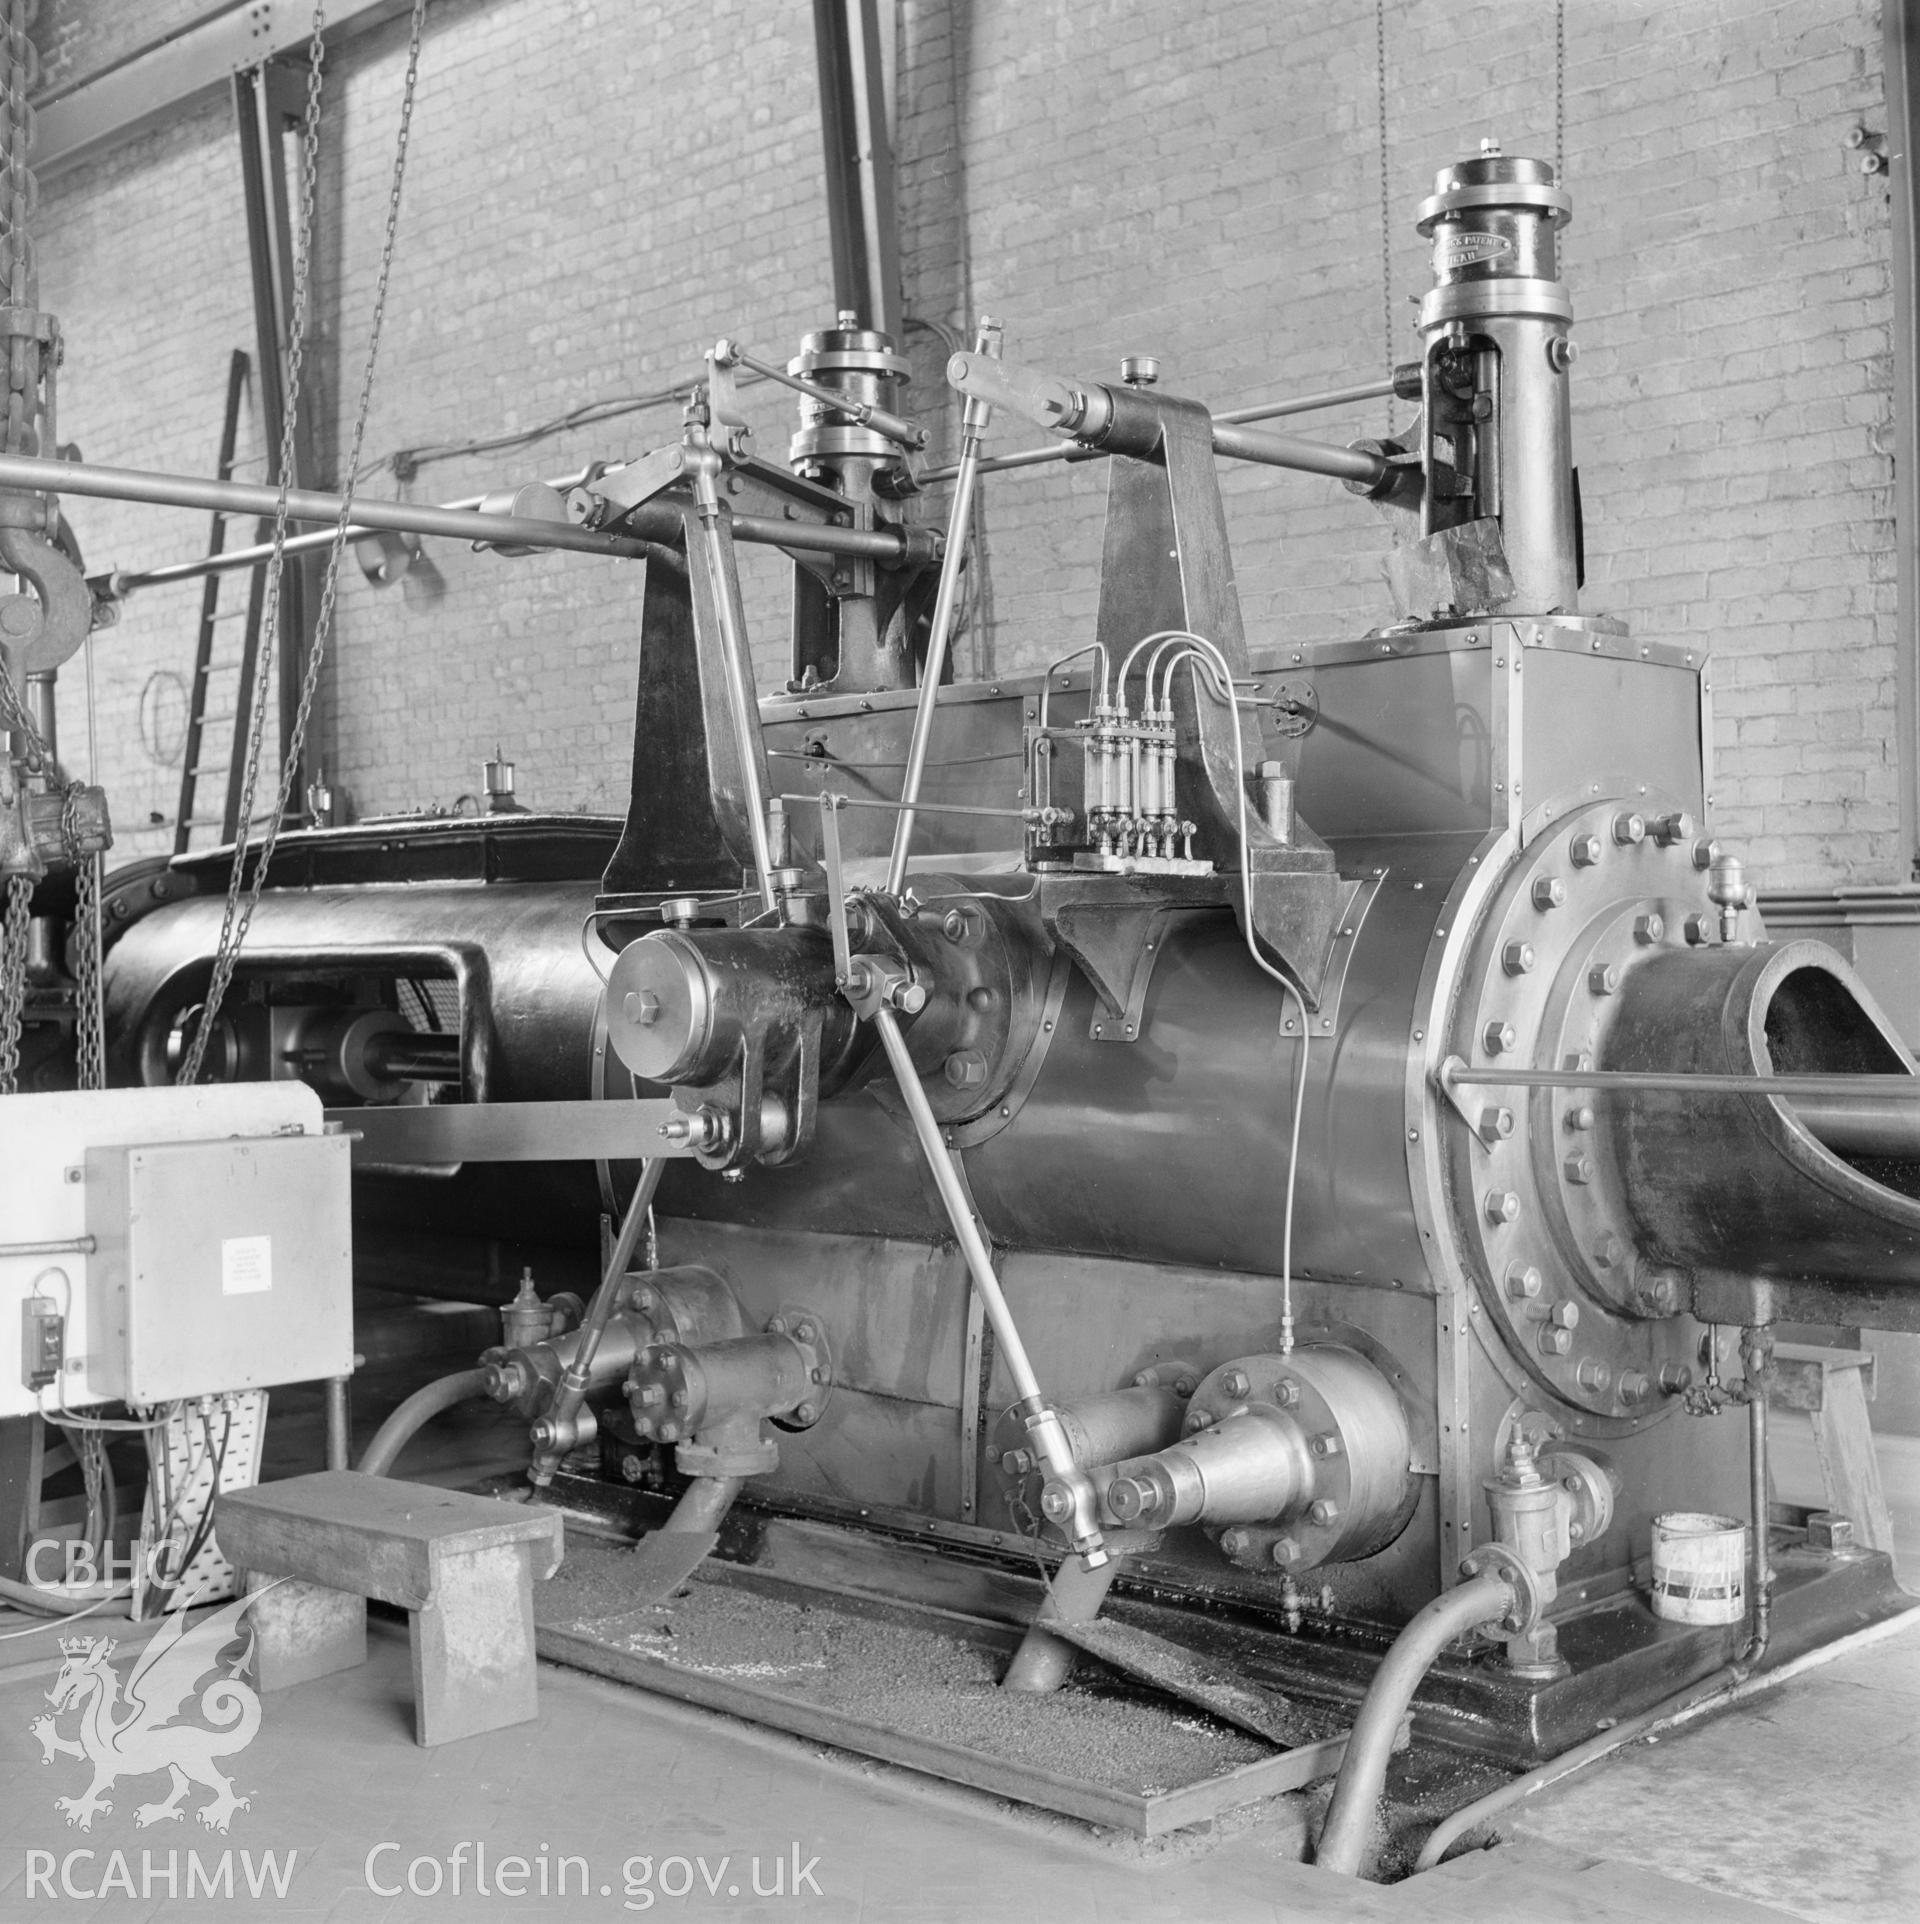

left=1314, top=1570, right=1516, bottom=1876
left=356, top=1368, right=493, bottom=1477
left=1412, top=1327, right=1779, bottom=1875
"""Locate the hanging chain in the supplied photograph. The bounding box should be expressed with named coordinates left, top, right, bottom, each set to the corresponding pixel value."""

left=0, top=870, right=28, bottom=1091
left=1375, top=0, right=1394, bottom=437
left=181, top=0, right=430, bottom=1085
left=1555, top=0, right=1567, bottom=184
left=1, top=0, right=40, bottom=458
left=69, top=802, right=101, bottom=1090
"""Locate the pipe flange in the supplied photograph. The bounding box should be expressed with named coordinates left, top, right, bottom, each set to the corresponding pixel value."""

left=766, top=1303, right=834, bottom=1431
left=1458, top=1543, right=1541, bottom=1634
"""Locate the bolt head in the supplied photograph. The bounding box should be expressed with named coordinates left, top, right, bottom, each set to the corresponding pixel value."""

left=1533, top=875, right=1567, bottom=910
left=1571, top=832, right=1603, bottom=867
left=794, top=1401, right=818, bottom=1424
left=1039, top=1485, right=1071, bottom=1520
left=1568, top=1103, right=1595, bottom=1131
left=624, top=988, right=662, bottom=1026
left=891, top=977, right=929, bottom=1014
left=1219, top=1528, right=1250, bottom=1558
left=942, top=908, right=969, bottom=942
left=1577, top=1357, right=1613, bottom=1393
left=670, top=1388, right=689, bottom=1409
left=1003, top=1448, right=1033, bottom=1476
left=637, top=1383, right=664, bottom=1407
left=1588, top=962, right=1619, bottom=996
left=1308, top=1499, right=1339, bottom=1526
left=1653, top=810, right=1695, bottom=846
left=1271, top=1379, right=1300, bottom=1407
left=795, top=1320, right=817, bottom=1343
left=1506, top=1262, right=1542, bottom=1299
left=1620, top=1371, right=1650, bottom=1405
left=1633, top=912, right=1665, bottom=945
left=620, top=1453, right=646, bottom=1483
left=1486, top=1189, right=1522, bottom=1225
left=1479, top=1105, right=1515, bottom=1143
left=1221, top=1368, right=1250, bottom=1399
left=1549, top=1301, right=1581, bottom=1329
left=1107, top=1475, right=1152, bottom=1521
left=1539, top=1326, right=1573, bottom=1356
left=1310, top=1431, right=1343, bottom=1458
left=1502, top=940, right=1536, bottom=975
left=1271, top=1538, right=1302, bottom=1568
left=1690, top=838, right=1719, bottom=872
left=1659, top=1363, right=1695, bottom=1394
left=1683, top=911, right=1713, bottom=946
left=1612, top=811, right=1646, bottom=846
left=1593, top=1232, right=1623, bottom=1269
left=658, top=1421, right=680, bottom=1442
left=1184, top=1410, right=1212, bottom=1434
left=1564, top=1152, right=1595, bottom=1185
left=1483, top=1020, right=1517, bottom=1055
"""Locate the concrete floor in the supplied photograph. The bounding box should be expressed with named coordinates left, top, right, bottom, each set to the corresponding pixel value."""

left=0, top=1578, right=1910, bottom=1923
left=0, top=1379, right=1908, bottom=1923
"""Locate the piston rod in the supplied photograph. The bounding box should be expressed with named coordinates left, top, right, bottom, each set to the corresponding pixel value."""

left=920, top=376, right=1400, bottom=485
left=1441, top=1061, right=1920, bottom=1103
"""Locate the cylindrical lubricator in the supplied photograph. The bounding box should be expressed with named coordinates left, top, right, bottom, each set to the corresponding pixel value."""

left=1415, top=148, right=1577, bottom=613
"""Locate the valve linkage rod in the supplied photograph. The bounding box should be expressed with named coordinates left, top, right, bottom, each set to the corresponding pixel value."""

left=0, top=450, right=927, bottom=579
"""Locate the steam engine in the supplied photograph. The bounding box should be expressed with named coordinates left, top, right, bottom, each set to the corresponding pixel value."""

left=96, top=152, right=1920, bottom=1757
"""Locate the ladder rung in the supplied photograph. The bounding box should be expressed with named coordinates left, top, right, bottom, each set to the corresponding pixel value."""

left=190, top=710, right=236, bottom=728
left=207, top=608, right=248, bottom=622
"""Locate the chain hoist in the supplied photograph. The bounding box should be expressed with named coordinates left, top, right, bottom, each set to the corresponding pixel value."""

left=182, top=0, right=430, bottom=1084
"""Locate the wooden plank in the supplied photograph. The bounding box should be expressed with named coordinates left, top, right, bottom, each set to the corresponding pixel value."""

left=219, top=1473, right=562, bottom=1607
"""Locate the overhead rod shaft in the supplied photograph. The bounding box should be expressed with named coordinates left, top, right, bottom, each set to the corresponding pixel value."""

left=0, top=452, right=926, bottom=585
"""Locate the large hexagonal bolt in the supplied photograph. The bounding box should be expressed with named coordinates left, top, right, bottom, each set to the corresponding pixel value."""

left=1533, top=875, right=1567, bottom=910
left=1588, top=962, right=1619, bottom=996
left=1270, top=1537, right=1303, bottom=1568
left=1576, top=1357, right=1613, bottom=1393
left=1221, top=1368, right=1251, bottom=1399
left=1618, top=1371, right=1651, bottom=1406
left=1309, top=1431, right=1344, bottom=1459
left=1612, top=811, right=1646, bottom=845
left=1683, top=911, right=1714, bottom=945
left=1479, top=1105, right=1516, bottom=1144
left=1308, top=1499, right=1339, bottom=1526
left=1502, top=940, right=1536, bottom=975
left=1651, top=811, right=1695, bottom=846
left=1658, top=1362, right=1695, bottom=1395
left=1486, top=1189, right=1522, bottom=1225
left=624, top=989, right=662, bottom=1027
left=1563, top=1152, right=1595, bottom=1185
left=1506, top=1262, right=1543, bottom=1300
left=1219, top=1528, right=1252, bottom=1559
left=1547, top=1301, right=1581, bottom=1331
left=1270, top=1379, right=1300, bottom=1407
left=1039, top=1484, right=1074, bottom=1523
left=1691, top=837, right=1720, bottom=871
left=1633, top=911, right=1665, bottom=945
left=1538, top=1325, right=1573, bottom=1356
left=1483, top=1019, right=1517, bottom=1055
left=944, top=1048, right=989, bottom=1088
left=941, top=905, right=985, bottom=946
left=1593, top=1232, right=1624, bottom=1269
left=1566, top=1103, right=1595, bottom=1131
left=1570, top=832, right=1604, bottom=868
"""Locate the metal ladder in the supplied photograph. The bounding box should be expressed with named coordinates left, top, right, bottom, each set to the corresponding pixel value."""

left=173, top=348, right=268, bottom=853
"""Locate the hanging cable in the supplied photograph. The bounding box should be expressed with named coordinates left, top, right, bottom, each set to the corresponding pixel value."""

left=181, top=0, right=430, bottom=1084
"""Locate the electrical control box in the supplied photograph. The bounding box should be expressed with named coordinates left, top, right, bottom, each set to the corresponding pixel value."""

left=0, top=1085, right=350, bottom=1416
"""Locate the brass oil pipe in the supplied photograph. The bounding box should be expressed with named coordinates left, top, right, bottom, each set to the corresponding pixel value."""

left=885, top=318, right=1001, bottom=896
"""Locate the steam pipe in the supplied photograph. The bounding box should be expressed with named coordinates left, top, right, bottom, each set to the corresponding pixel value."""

left=1314, top=1572, right=1517, bottom=1877
left=356, top=1367, right=492, bottom=1477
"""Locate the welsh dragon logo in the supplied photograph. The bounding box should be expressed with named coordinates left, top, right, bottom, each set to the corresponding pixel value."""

left=30, top=1592, right=265, bottom=1833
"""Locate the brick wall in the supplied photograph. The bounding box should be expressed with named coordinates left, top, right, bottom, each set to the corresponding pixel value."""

left=33, top=0, right=1907, bottom=887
